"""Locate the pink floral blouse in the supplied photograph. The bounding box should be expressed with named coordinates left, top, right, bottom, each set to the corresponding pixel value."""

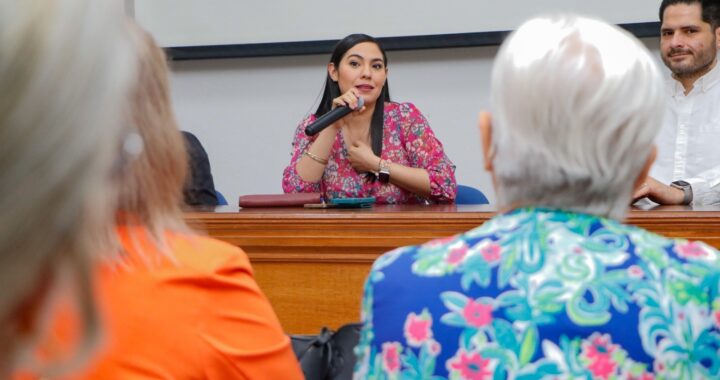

left=282, top=102, right=456, bottom=204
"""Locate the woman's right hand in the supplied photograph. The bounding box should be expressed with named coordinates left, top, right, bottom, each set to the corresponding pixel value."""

left=320, top=89, right=366, bottom=134
left=332, top=89, right=366, bottom=113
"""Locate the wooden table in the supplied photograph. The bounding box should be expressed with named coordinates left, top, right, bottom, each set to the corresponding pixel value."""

left=184, top=204, right=720, bottom=334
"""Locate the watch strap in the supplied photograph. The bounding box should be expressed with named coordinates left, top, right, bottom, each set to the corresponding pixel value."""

left=378, top=159, right=390, bottom=184
left=670, top=180, right=693, bottom=205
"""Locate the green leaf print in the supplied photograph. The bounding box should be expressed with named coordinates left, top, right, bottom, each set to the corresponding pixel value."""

left=518, top=326, right=538, bottom=366
left=492, top=319, right=518, bottom=351
left=669, top=279, right=709, bottom=306
left=498, top=245, right=519, bottom=288
left=440, top=291, right=468, bottom=312
left=534, top=280, right=566, bottom=314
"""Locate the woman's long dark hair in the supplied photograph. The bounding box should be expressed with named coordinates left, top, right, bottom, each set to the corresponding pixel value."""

left=315, top=34, right=391, bottom=157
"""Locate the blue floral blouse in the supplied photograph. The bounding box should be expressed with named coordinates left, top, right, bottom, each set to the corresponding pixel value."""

left=354, top=208, right=720, bottom=379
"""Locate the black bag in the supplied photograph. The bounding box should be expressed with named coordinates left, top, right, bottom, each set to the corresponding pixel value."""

left=290, top=323, right=362, bottom=380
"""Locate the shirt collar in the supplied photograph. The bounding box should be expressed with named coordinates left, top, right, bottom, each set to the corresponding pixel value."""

left=670, top=56, right=720, bottom=96
left=500, top=206, right=613, bottom=224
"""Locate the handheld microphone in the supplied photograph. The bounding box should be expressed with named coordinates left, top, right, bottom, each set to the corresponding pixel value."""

left=305, top=97, right=364, bottom=136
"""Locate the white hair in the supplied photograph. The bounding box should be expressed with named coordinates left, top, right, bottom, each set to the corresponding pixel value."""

left=0, top=0, right=136, bottom=374
left=490, top=15, right=664, bottom=220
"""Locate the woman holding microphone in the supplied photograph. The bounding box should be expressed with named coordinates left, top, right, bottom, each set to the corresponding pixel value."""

left=282, top=34, right=456, bottom=204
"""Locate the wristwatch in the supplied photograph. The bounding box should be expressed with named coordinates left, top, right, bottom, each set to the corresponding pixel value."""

left=378, top=159, right=391, bottom=184
left=670, top=180, right=693, bottom=205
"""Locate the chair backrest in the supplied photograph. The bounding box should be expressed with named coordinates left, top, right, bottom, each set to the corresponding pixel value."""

left=215, top=190, right=228, bottom=206
left=455, top=184, right=489, bottom=205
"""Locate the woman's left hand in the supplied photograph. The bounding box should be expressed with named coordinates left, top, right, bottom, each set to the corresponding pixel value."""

left=348, top=140, right=379, bottom=173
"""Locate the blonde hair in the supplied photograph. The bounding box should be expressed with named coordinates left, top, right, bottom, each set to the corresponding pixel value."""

left=117, top=26, right=189, bottom=241
left=490, top=15, right=664, bottom=220
left=0, top=0, right=136, bottom=374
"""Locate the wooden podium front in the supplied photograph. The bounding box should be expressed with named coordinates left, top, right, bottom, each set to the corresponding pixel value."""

left=184, top=205, right=720, bottom=334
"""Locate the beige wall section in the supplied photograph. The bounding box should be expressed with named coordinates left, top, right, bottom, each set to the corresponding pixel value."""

left=132, top=0, right=661, bottom=47
left=124, top=0, right=134, bottom=16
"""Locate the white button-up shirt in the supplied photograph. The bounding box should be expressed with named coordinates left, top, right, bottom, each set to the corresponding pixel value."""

left=651, top=61, right=720, bottom=205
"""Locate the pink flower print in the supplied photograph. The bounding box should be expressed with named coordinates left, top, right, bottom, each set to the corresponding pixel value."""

left=587, top=358, right=616, bottom=379
left=446, top=245, right=468, bottom=265
left=710, top=300, right=720, bottom=328
left=675, top=241, right=708, bottom=258
left=429, top=236, right=457, bottom=247
left=585, top=334, right=616, bottom=358
left=480, top=242, right=501, bottom=263
left=448, top=350, right=492, bottom=380
left=632, top=373, right=654, bottom=380
left=404, top=311, right=433, bottom=347
left=463, top=299, right=493, bottom=328
left=429, top=340, right=441, bottom=356
left=582, top=334, right=619, bottom=379
left=654, top=361, right=665, bottom=373
left=628, top=265, right=644, bottom=278
left=381, top=342, right=402, bottom=374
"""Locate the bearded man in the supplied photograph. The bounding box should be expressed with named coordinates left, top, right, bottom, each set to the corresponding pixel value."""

left=635, top=0, right=720, bottom=205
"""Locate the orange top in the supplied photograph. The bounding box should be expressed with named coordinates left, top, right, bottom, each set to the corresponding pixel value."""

left=28, top=225, right=303, bottom=379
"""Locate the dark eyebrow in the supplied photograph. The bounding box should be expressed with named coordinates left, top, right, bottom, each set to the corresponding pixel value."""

left=662, top=24, right=702, bottom=32
left=346, top=54, right=384, bottom=63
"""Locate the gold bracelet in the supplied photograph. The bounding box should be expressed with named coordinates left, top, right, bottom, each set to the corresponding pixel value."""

left=303, top=150, right=329, bottom=165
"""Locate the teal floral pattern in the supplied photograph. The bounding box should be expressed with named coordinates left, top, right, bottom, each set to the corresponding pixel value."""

left=354, top=208, right=720, bottom=379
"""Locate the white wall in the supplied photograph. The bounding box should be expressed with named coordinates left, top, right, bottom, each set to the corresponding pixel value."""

left=169, top=38, right=662, bottom=205
left=136, top=0, right=660, bottom=46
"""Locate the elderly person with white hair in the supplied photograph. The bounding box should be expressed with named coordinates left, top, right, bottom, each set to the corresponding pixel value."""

left=354, top=15, right=720, bottom=379
left=0, top=0, right=136, bottom=376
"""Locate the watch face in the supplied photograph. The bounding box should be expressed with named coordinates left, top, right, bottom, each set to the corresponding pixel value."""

left=379, top=170, right=390, bottom=184
left=670, top=180, right=693, bottom=205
